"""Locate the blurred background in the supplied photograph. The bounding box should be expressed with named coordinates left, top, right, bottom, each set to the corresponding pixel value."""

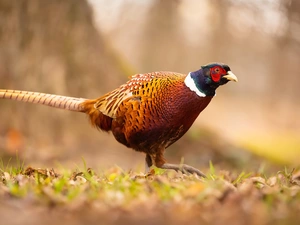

left=0, top=0, right=299, bottom=173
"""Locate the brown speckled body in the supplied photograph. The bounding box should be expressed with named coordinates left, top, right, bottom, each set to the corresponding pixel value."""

left=82, top=72, right=212, bottom=167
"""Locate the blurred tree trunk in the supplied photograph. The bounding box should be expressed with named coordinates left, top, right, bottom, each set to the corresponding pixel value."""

left=0, top=0, right=130, bottom=158
left=269, top=0, right=300, bottom=102
left=265, top=0, right=300, bottom=130
left=138, top=0, right=186, bottom=72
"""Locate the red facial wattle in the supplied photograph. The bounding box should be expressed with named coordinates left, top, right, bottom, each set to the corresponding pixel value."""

left=210, top=66, right=226, bottom=82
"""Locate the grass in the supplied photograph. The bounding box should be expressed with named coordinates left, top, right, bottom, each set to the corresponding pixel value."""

left=0, top=159, right=300, bottom=225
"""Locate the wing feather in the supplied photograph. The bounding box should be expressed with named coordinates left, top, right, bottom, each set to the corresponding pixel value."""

left=94, top=72, right=185, bottom=118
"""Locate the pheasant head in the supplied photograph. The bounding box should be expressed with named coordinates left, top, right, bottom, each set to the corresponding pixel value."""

left=184, top=63, right=238, bottom=97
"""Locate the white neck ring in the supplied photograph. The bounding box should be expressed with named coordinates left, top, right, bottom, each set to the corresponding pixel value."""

left=184, top=72, right=206, bottom=97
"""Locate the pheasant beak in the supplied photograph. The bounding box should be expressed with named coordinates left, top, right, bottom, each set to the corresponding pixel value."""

left=223, top=71, right=238, bottom=82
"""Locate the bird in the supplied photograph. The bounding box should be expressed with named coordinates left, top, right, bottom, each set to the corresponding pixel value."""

left=0, top=62, right=237, bottom=177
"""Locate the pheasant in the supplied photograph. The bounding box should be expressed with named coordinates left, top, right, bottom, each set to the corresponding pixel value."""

left=0, top=63, right=237, bottom=177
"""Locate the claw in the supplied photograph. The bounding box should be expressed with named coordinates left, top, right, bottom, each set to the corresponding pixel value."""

left=159, top=163, right=206, bottom=178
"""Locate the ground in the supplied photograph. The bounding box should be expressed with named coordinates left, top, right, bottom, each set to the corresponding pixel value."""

left=1, top=162, right=300, bottom=225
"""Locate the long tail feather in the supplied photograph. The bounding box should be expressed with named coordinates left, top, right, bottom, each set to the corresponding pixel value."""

left=0, top=89, right=86, bottom=112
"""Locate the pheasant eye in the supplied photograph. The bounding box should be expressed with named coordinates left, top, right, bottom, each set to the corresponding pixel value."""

left=215, top=68, right=220, bottom=73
